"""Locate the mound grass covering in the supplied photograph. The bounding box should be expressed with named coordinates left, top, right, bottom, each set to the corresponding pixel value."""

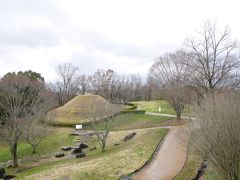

left=16, top=128, right=167, bottom=179
left=47, top=95, right=111, bottom=124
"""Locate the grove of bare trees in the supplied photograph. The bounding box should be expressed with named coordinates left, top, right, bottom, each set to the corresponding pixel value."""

left=0, top=73, right=51, bottom=167
left=49, top=63, right=148, bottom=105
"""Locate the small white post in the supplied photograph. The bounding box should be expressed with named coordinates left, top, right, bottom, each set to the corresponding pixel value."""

left=158, top=106, right=162, bottom=112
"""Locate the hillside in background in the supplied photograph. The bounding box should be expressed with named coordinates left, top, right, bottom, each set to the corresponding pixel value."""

left=46, top=95, right=111, bottom=124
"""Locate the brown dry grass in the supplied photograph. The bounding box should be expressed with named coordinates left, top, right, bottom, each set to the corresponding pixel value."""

left=46, top=95, right=110, bottom=123
left=20, top=128, right=166, bottom=180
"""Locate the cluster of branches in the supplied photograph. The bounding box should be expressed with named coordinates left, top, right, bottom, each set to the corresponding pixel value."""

left=148, top=21, right=240, bottom=120
left=149, top=50, right=192, bottom=120
left=149, top=21, right=240, bottom=178
left=0, top=71, right=54, bottom=167
left=48, top=63, right=149, bottom=106
left=84, top=100, right=123, bottom=152
left=190, top=93, right=240, bottom=180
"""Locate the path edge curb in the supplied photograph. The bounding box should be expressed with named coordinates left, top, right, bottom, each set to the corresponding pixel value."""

left=129, top=128, right=169, bottom=178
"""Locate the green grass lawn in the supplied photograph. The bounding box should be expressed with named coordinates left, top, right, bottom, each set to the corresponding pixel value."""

left=0, top=127, right=75, bottom=163
left=132, top=100, right=190, bottom=115
left=12, top=128, right=167, bottom=179
left=0, top=114, right=170, bottom=164
left=0, top=113, right=170, bottom=179
left=84, top=114, right=172, bottom=131
left=174, top=150, right=201, bottom=180
left=174, top=149, right=223, bottom=180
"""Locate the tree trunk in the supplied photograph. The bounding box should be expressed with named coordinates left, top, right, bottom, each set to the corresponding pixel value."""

left=32, top=145, right=36, bottom=154
left=10, top=142, right=18, bottom=168
left=101, top=140, right=106, bottom=152
left=177, top=112, right=181, bottom=121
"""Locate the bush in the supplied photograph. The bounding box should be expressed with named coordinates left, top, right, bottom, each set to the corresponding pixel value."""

left=190, top=93, right=240, bottom=180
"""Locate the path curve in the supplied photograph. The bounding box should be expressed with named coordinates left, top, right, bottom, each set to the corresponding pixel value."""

left=133, top=125, right=189, bottom=180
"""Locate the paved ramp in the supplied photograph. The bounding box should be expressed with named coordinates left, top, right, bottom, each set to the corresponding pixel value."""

left=133, top=126, right=188, bottom=180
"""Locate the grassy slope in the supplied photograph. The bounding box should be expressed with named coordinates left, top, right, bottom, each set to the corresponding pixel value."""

left=46, top=95, right=110, bottom=124
left=85, top=114, right=172, bottom=131
left=174, top=150, right=201, bottom=180
left=0, top=128, right=75, bottom=163
left=174, top=150, right=223, bottom=180
left=0, top=114, right=171, bottom=164
left=132, top=100, right=190, bottom=115
left=16, top=128, right=167, bottom=179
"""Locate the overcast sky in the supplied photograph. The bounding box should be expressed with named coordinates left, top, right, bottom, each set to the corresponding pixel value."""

left=0, top=0, right=240, bottom=82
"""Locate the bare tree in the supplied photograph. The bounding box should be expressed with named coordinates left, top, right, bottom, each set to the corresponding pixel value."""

left=145, top=76, right=161, bottom=101
left=190, top=92, right=240, bottom=180
left=129, top=74, right=143, bottom=101
left=47, top=81, right=64, bottom=106
left=149, top=50, right=190, bottom=120
left=22, top=115, right=48, bottom=154
left=0, top=74, right=47, bottom=167
left=85, top=99, right=123, bottom=152
left=77, top=74, right=91, bottom=95
left=184, top=21, right=240, bottom=95
left=91, top=69, right=114, bottom=99
left=56, top=63, right=79, bottom=104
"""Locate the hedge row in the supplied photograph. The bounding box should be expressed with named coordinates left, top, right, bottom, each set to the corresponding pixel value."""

left=123, top=103, right=137, bottom=110
left=120, top=102, right=146, bottom=114
left=48, top=121, right=91, bottom=128
left=120, top=110, right=146, bottom=114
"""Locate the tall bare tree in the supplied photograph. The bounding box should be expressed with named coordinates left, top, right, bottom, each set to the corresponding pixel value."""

left=0, top=74, right=47, bottom=167
left=77, top=74, right=91, bottom=95
left=184, top=21, right=240, bottom=95
left=149, top=50, right=191, bottom=120
left=91, top=69, right=114, bottom=99
left=56, top=63, right=79, bottom=104
left=190, top=92, right=240, bottom=180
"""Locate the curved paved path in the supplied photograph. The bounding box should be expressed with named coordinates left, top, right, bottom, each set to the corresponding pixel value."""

left=133, top=125, right=189, bottom=180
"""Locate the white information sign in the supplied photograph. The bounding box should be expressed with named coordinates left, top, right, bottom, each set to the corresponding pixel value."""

left=75, top=124, right=82, bottom=130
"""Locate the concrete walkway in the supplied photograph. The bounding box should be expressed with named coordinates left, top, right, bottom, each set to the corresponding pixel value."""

left=133, top=125, right=189, bottom=180
left=145, top=112, right=194, bottom=120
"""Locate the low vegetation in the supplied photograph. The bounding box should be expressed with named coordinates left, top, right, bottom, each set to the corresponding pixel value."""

left=190, top=93, right=240, bottom=179
left=174, top=148, right=201, bottom=180
left=0, top=128, right=75, bottom=163
left=85, top=114, right=172, bottom=131
left=5, top=128, right=167, bottom=179
left=174, top=150, right=223, bottom=180
left=132, top=100, right=190, bottom=115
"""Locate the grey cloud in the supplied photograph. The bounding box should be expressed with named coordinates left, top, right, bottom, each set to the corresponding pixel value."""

left=65, top=28, right=158, bottom=60
left=0, top=0, right=180, bottom=82
left=0, top=0, right=66, bottom=48
left=0, top=28, right=60, bottom=48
